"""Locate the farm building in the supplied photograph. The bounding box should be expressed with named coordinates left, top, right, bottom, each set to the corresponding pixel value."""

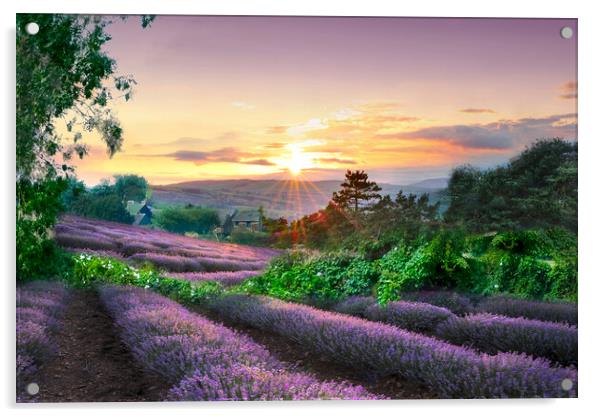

left=131, top=200, right=153, bottom=226
left=222, top=208, right=263, bottom=235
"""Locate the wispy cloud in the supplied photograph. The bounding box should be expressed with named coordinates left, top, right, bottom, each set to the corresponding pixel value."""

left=559, top=81, right=577, bottom=100
left=287, top=118, right=329, bottom=136
left=263, top=142, right=287, bottom=149
left=231, top=101, right=255, bottom=110
left=378, top=113, right=577, bottom=150
left=151, top=147, right=275, bottom=166
left=314, top=157, right=357, bottom=165
left=460, top=108, right=496, bottom=114
left=265, top=126, right=288, bottom=134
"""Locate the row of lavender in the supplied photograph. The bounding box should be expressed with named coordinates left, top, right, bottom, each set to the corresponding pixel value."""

left=383, top=290, right=578, bottom=325
left=98, top=285, right=380, bottom=401
left=207, top=294, right=577, bottom=398
left=333, top=296, right=577, bottom=366
left=16, top=281, right=70, bottom=402
left=167, top=271, right=260, bottom=287
left=55, top=215, right=278, bottom=273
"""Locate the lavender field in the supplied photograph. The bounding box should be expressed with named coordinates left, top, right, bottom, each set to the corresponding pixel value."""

left=55, top=215, right=278, bottom=273
left=15, top=216, right=578, bottom=401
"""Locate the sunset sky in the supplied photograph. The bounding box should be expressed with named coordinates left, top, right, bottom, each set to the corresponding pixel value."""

left=69, top=16, right=577, bottom=186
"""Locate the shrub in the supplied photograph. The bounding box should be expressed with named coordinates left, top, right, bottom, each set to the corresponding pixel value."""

left=230, top=229, right=271, bottom=247
left=154, top=206, right=220, bottom=235
left=491, top=230, right=553, bottom=257
left=244, top=251, right=378, bottom=303
left=435, top=313, right=577, bottom=366
left=547, top=257, right=577, bottom=302
left=477, top=295, right=577, bottom=325
left=376, top=231, right=470, bottom=303
left=364, top=300, right=455, bottom=333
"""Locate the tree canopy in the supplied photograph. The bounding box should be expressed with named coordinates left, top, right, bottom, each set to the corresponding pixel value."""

left=16, top=14, right=153, bottom=280
left=332, top=170, right=382, bottom=212
left=445, top=139, right=577, bottom=232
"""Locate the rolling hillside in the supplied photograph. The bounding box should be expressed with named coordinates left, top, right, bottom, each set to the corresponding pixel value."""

left=151, top=178, right=448, bottom=219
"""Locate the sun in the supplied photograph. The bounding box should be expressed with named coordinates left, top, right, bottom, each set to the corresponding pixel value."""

left=283, top=145, right=313, bottom=176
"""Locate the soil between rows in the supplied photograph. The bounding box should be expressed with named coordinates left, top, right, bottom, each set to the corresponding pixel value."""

left=34, top=289, right=170, bottom=402
left=31, top=287, right=435, bottom=402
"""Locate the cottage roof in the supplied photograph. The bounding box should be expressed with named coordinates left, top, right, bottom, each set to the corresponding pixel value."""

left=232, top=210, right=261, bottom=222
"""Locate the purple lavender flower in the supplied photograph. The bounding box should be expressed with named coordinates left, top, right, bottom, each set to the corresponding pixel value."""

left=209, top=294, right=577, bottom=398
left=477, top=295, right=577, bottom=325
left=16, top=281, right=69, bottom=402
left=435, top=313, right=578, bottom=366
left=99, top=285, right=379, bottom=401
left=168, top=270, right=260, bottom=286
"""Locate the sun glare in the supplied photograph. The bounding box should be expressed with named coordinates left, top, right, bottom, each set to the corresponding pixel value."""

left=283, top=145, right=313, bottom=176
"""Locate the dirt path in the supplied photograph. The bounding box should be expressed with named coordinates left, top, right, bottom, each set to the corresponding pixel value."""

left=190, top=305, right=437, bottom=400
left=35, top=289, right=169, bottom=402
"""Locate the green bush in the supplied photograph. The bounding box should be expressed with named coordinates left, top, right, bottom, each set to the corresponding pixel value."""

left=547, top=257, right=577, bottom=302
left=69, top=254, right=225, bottom=302
left=155, top=205, right=220, bottom=235
left=376, top=230, right=470, bottom=303
left=230, top=229, right=271, bottom=246
left=491, top=230, right=553, bottom=257
left=243, top=251, right=378, bottom=302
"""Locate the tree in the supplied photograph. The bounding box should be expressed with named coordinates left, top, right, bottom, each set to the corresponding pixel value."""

left=332, top=170, right=382, bottom=213
left=114, top=174, right=148, bottom=202
left=155, top=206, right=221, bottom=235
left=445, top=139, right=577, bottom=232
left=16, top=14, right=153, bottom=280
left=70, top=193, right=134, bottom=224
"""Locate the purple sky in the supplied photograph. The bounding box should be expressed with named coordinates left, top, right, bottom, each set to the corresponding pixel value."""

left=72, top=16, right=577, bottom=185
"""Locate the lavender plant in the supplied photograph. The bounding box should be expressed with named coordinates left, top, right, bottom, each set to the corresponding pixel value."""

left=435, top=313, right=577, bottom=366
left=208, top=294, right=577, bottom=398
left=364, top=300, right=455, bottom=333
left=168, top=270, right=260, bottom=286
left=16, top=281, right=69, bottom=401
left=98, top=285, right=380, bottom=401
left=477, top=295, right=577, bottom=325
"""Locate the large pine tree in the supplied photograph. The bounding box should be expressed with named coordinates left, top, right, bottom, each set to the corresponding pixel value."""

left=332, top=170, right=382, bottom=212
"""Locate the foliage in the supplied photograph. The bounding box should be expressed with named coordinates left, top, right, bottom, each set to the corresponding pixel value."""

left=16, top=176, right=72, bottom=280
left=332, top=170, right=382, bottom=213
left=376, top=230, right=470, bottom=303
left=155, top=205, right=220, bottom=235
left=69, top=253, right=225, bottom=304
left=445, top=139, right=577, bottom=232
left=243, top=251, right=378, bottom=303
left=17, top=14, right=153, bottom=179
left=547, top=257, right=578, bottom=302
left=229, top=229, right=271, bottom=246
left=113, top=174, right=148, bottom=202
left=16, top=14, right=152, bottom=279
left=70, top=192, right=134, bottom=223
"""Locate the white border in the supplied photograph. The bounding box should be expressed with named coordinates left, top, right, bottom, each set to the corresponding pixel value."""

left=2, top=1, right=600, bottom=417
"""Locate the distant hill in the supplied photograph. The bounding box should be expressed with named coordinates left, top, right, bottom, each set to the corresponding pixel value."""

left=151, top=178, right=448, bottom=220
